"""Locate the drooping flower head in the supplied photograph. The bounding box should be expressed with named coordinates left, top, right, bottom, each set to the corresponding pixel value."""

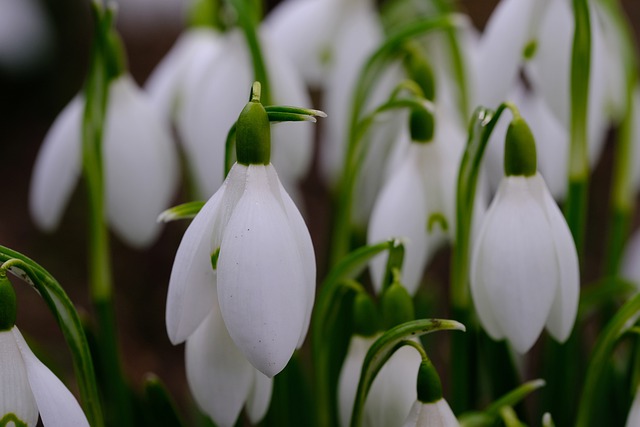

left=165, top=82, right=317, bottom=424
left=470, top=112, right=579, bottom=353
left=0, top=274, right=90, bottom=426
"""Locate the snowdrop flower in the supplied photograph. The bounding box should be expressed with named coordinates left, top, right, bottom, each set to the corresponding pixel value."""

left=174, top=29, right=313, bottom=202
left=470, top=114, right=579, bottom=353
left=29, top=73, right=179, bottom=248
left=367, top=110, right=467, bottom=295
left=338, top=335, right=420, bottom=427
left=0, top=276, right=89, bottom=426
left=166, top=84, right=316, bottom=377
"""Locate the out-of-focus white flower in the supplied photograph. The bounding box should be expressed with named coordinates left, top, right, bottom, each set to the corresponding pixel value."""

left=338, top=335, right=420, bottom=427
left=0, top=326, right=89, bottom=426
left=471, top=172, right=579, bottom=353
left=367, top=112, right=466, bottom=295
left=172, top=29, right=313, bottom=201
left=626, top=385, right=640, bottom=427
left=628, top=89, right=640, bottom=193
left=0, top=0, right=52, bottom=72
left=166, top=162, right=315, bottom=377
left=29, top=74, right=179, bottom=248
left=401, top=399, right=459, bottom=427
left=185, top=293, right=272, bottom=427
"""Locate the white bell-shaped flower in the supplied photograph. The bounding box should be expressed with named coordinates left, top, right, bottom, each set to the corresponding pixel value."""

left=29, top=73, right=179, bottom=248
left=470, top=116, right=579, bottom=353
left=367, top=111, right=466, bottom=295
left=401, top=399, right=459, bottom=427
left=174, top=29, right=313, bottom=202
left=185, top=292, right=272, bottom=427
left=0, top=326, right=89, bottom=427
left=338, top=335, right=420, bottom=427
left=167, top=87, right=316, bottom=377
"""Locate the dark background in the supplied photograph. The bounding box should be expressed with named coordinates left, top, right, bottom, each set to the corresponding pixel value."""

left=0, top=0, right=638, bottom=420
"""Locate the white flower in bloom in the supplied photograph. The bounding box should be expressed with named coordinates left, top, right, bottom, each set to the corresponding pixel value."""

left=367, top=113, right=467, bottom=295
left=174, top=29, right=313, bottom=202
left=401, top=399, right=459, bottom=427
left=0, top=326, right=89, bottom=427
left=470, top=172, right=579, bottom=353
left=29, top=74, right=179, bottom=248
left=185, top=293, right=272, bottom=427
left=338, top=335, right=420, bottom=427
left=166, top=162, right=315, bottom=377
left=0, top=0, right=52, bottom=72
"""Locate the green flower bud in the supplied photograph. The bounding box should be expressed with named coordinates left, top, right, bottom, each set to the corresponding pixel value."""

left=504, top=115, right=537, bottom=177
left=380, top=282, right=414, bottom=329
left=352, top=292, right=379, bottom=337
left=409, top=107, right=435, bottom=143
left=0, top=274, right=17, bottom=331
left=403, top=47, right=436, bottom=102
left=236, top=82, right=271, bottom=165
left=416, top=358, right=443, bottom=403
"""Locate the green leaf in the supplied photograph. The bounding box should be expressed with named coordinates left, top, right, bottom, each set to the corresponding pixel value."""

left=142, top=374, right=187, bottom=427
left=158, top=201, right=206, bottom=222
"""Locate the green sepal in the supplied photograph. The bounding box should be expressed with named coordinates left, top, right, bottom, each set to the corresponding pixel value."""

left=352, top=292, right=380, bottom=337
left=0, top=274, right=16, bottom=331
left=380, top=282, right=414, bottom=329
left=409, top=107, right=435, bottom=142
left=157, top=201, right=206, bottom=223
left=236, top=82, right=271, bottom=165
left=504, top=115, right=537, bottom=177
left=417, top=357, right=443, bottom=403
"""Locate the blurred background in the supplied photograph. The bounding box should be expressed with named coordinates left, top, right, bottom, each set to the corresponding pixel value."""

left=0, top=0, right=639, bottom=421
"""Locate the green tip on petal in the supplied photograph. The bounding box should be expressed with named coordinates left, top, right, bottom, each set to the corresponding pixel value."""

left=0, top=274, right=17, bottom=331
left=409, top=107, right=435, bottom=143
left=416, top=358, right=443, bottom=403
left=236, top=82, right=271, bottom=165
left=504, top=114, right=537, bottom=177
left=523, top=39, right=538, bottom=60
left=353, top=292, right=380, bottom=337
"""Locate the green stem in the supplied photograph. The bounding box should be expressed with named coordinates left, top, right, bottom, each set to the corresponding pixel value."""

left=0, top=250, right=104, bottom=427
left=330, top=15, right=456, bottom=265
left=564, top=0, right=591, bottom=256
left=576, top=293, right=640, bottom=427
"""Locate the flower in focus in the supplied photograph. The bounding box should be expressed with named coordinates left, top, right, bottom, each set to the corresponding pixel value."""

left=338, top=335, right=420, bottom=427
left=166, top=88, right=316, bottom=378
left=401, top=399, right=459, bottom=427
left=29, top=74, right=179, bottom=248
left=470, top=115, right=579, bottom=353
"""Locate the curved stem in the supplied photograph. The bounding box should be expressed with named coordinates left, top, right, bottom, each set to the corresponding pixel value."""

left=0, top=249, right=103, bottom=427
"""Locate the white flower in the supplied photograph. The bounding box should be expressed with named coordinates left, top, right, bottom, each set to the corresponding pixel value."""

left=626, top=385, right=640, bottom=427
left=173, top=29, right=313, bottom=202
left=0, top=0, right=52, bottom=72
left=166, top=162, right=315, bottom=377
left=470, top=172, right=579, bottom=353
left=0, top=326, right=89, bottom=427
left=401, top=399, right=459, bottom=427
left=185, top=293, right=272, bottom=427
left=338, top=335, right=420, bottom=427
left=367, top=112, right=467, bottom=295
left=29, top=73, right=179, bottom=248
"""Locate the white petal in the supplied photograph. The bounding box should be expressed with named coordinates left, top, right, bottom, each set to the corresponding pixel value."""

left=474, top=0, right=549, bottom=107
left=338, top=336, right=372, bottom=427
left=145, top=29, right=222, bottom=121
left=630, top=89, right=640, bottom=194
left=368, top=146, right=430, bottom=295
left=535, top=175, right=579, bottom=342
left=414, top=399, right=460, bottom=427
left=245, top=370, right=273, bottom=424
left=12, top=327, right=89, bottom=427
left=185, top=306, right=253, bottom=427
left=217, top=165, right=307, bottom=377
left=29, top=97, right=82, bottom=232
left=177, top=31, right=251, bottom=198
left=266, top=165, right=316, bottom=348
left=471, top=176, right=558, bottom=353
left=166, top=183, right=227, bottom=344
left=103, top=74, right=179, bottom=247
left=622, top=228, right=640, bottom=289
left=401, top=401, right=421, bottom=427
left=627, top=386, right=640, bottom=427
left=0, top=329, right=38, bottom=426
